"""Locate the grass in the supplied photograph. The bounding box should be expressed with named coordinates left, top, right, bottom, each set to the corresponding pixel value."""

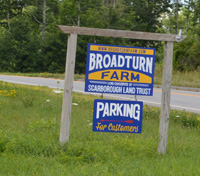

left=0, top=72, right=85, bottom=81
left=0, top=82, right=200, bottom=175
left=154, top=64, right=200, bottom=88
left=0, top=63, right=200, bottom=88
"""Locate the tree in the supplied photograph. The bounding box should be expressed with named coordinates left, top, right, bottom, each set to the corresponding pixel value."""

left=183, top=0, right=195, bottom=34
left=0, top=14, right=42, bottom=72
left=24, top=0, right=59, bottom=41
left=0, top=0, right=199, bottom=73
left=174, top=32, right=200, bottom=71
left=162, top=0, right=200, bottom=71
left=126, top=0, right=171, bottom=32
left=193, top=0, right=200, bottom=33
left=0, top=0, right=25, bottom=30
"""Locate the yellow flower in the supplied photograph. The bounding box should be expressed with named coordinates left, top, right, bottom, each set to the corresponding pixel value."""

left=0, top=90, right=17, bottom=97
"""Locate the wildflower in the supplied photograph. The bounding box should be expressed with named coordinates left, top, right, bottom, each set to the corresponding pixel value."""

left=0, top=90, right=17, bottom=97
left=46, top=100, right=50, bottom=102
left=72, top=103, right=78, bottom=106
left=53, top=89, right=63, bottom=94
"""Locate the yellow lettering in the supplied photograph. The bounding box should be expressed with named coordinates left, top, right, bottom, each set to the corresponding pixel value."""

left=107, top=123, right=139, bottom=133
left=89, top=70, right=151, bottom=83
left=96, top=123, right=107, bottom=130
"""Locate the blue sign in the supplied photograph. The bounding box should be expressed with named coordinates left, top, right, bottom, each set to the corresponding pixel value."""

left=85, top=44, right=156, bottom=96
left=93, top=99, right=143, bottom=133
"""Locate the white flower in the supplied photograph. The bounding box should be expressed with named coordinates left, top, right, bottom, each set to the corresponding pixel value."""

left=72, top=103, right=78, bottom=106
left=53, top=89, right=63, bottom=94
left=46, top=99, right=50, bottom=102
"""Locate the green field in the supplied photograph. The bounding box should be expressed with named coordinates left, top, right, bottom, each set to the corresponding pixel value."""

left=0, top=82, right=200, bottom=175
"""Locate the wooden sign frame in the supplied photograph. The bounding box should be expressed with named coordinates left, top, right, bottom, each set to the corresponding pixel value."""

left=58, top=25, right=186, bottom=154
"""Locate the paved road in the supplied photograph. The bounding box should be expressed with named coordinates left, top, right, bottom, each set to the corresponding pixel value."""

left=0, top=75, right=199, bottom=114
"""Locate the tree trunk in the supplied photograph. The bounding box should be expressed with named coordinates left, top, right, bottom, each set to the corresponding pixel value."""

left=113, top=0, right=116, bottom=9
left=42, top=0, right=46, bottom=41
left=77, top=0, right=80, bottom=27
left=186, top=0, right=191, bottom=34
left=186, top=15, right=189, bottom=34
left=176, top=0, right=179, bottom=34
left=7, top=11, right=10, bottom=31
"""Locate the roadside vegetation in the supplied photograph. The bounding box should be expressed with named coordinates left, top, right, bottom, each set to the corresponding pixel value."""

left=0, top=72, right=85, bottom=81
left=1, top=63, right=200, bottom=88
left=154, top=63, right=200, bottom=88
left=0, top=82, right=200, bottom=175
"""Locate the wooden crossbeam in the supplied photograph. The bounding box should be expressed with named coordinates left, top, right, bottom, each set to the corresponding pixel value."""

left=58, top=25, right=186, bottom=42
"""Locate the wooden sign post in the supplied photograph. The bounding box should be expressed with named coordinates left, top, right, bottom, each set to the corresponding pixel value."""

left=58, top=25, right=186, bottom=154
left=59, top=33, right=77, bottom=146
left=157, top=42, right=174, bottom=154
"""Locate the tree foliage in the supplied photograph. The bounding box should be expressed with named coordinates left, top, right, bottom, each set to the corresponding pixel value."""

left=0, top=0, right=199, bottom=73
left=163, top=0, right=200, bottom=71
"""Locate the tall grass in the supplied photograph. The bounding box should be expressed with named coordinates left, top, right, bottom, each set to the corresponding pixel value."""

left=154, top=63, right=200, bottom=88
left=0, top=82, right=200, bottom=175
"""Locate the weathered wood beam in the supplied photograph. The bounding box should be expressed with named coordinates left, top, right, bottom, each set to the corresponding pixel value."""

left=158, top=41, right=174, bottom=154
left=59, top=34, right=77, bottom=145
left=58, top=25, right=186, bottom=42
